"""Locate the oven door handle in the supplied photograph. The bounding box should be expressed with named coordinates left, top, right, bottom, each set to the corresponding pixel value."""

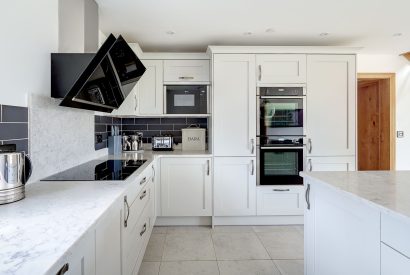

left=260, top=96, right=305, bottom=99
left=260, top=146, right=304, bottom=150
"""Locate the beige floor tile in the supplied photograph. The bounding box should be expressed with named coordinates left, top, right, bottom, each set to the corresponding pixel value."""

left=274, top=260, right=304, bottom=275
left=257, top=231, right=304, bottom=260
left=212, top=232, right=270, bottom=260
left=162, top=232, right=216, bottom=261
left=159, top=261, right=219, bottom=275
left=252, top=225, right=302, bottom=234
left=218, top=260, right=281, bottom=275
left=152, top=226, right=168, bottom=234
left=138, top=262, right=160, bottom=275
left=212, top=226, right=254, bottom=233
left=166, top=226, right=211, bottom=233
left=143, top=234, right=166, bottom=262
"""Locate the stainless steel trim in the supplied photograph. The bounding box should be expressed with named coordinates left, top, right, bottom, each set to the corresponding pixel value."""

left=124, top=196, right=130, bottom=228
left=251, top=160, right=255, bottom=175
left=207, top=160, right=210, bottom=176
left=256, top=96, right=260, bottom=136
left=140, top=190, right=147, bottom=200
left=0, top=186, right=25, bottom=205
left=140, top=177, right=147, bottom=185
left=140, top=223, right=147, bottom=236
left=260, top=96, right=305, bottom=99
left=260, top=146, right=304, bottom=150
left=306, top=184, right=311, bottom=210
left=273, top=188, right=290, bottom=192
left=72, top=98, right=117, bottom=109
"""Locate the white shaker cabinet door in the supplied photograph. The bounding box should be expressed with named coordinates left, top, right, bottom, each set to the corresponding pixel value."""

left=306, top=55, right=356, bottom=157
left=256, top=54, right=307, bottom=84
left=160, top=157, right=212, bottom=216
left=214, top=157, right=257, bottom=216
left=137, top=60, right=164, bottom=115
left=381, top=244, right=410, bottom=275
left=111, top=85, right=138, bottom=116
left=306, top=156, right=356, bottom=172
left=213, top=54, right=256, bottom=157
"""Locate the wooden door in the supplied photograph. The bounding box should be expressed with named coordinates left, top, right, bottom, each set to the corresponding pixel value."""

left=213, top=54, right=256, bottom=157
left=358, top=79, right=390, bottom=170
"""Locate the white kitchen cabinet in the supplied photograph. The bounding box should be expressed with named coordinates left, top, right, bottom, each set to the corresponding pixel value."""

left=306, top=156, right=356, bottom=172
left=96, top=202, right=122, bottom=275
left=304, top=180, right=380, bottom=275
left=256, top=54, right=306, bottom=84
left=257, top=185, right=303, bottom=216
left=381, top=243, right=410, bottom=275
left=164, top=60, right=210, bottom=83
left=137, top=60, right=163, bottom=115
left=304, top=182, right=315, bottom=275
left=306, top=55, right=356, bottom=157
left=213, top=54, right=256, bottom=157
left=111, top=85, right=138, bottom=116
left=160, top=157, right=212, bottom=216
left=214, top=157, right=256, bottom=216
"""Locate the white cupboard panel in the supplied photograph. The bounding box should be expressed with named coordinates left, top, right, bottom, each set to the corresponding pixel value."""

left=137, top=60, right=163, bottom=115
left=257, top=186, right=303, bottom=216
left=306, top=55, right=356, bottom=157
left=213, top=54, right=256, bottom=156
left=257, top=54, right=306, bottom=84
left=307, top=156, right=356, bottom=172
left=381, top=243, right=410, bottom=275
left=161, top=157, right=212, bottom=216
left=381, top=213, right=410, bottom=258
left=214, top=157, right=256, bottom=216
left=164, top=60, right=210, bottom=83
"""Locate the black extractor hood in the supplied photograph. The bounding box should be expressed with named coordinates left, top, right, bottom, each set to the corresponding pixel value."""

left=51, top=34, right=146, bottom=112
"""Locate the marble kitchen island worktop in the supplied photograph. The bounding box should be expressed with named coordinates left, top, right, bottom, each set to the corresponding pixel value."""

left=300, top=171, right=410, bottom=222
left=0, top=149, right=211, bottom=275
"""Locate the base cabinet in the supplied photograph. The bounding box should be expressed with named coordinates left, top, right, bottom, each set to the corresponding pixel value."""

left=381, top=244, right=410, bottom=275
left=306, top=156, right=356, bottom=172
left=160, top=157, right=212, bottom=216
left=257, top=186, right=303, bottom=216
left=214, top=157, right=256, bottom=216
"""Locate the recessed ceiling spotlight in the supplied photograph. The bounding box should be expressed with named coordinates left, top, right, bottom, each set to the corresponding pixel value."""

left=393, top=33, right=403, bottom=37
left=243, top=31, right=253, bottom=36
left=166, top=31, right=176, bottom=35
left=319, top=32, right=329, bottom=37
left=265, top=28, right=275, bottom=33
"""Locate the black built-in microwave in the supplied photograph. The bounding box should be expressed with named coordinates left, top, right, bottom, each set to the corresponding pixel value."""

left=165, top=85, right=209, bottom=114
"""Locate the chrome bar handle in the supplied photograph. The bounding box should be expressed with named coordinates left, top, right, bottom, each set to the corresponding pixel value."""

left=207, top=160, right=210, bottom=176
left=273, top=188, right=290, bottom=192
left=307, top=138, right=312, bottom=154
left=179, top=76, right=195, bottom=80
left=140, top=190, right=147, bottom=200
left=258, top=65, right=262, bottom=81
left=152, top=165, right=155, bottom=183
left=140, top=223, right=147, bottom=236
left=305, top=184, right=311, bottom=210
left=307, top=159, right=313, bottom=172
left=56, top=263, right=69, bottom=275
left=251, top=160, right=255, bottom=175
left=124, top=196, right=130, bottom=228
left=134, top=94, right=138, bottom=111
left=251, top=139, right=255, bottom=154
left=140, top=176, right=147, bottom=185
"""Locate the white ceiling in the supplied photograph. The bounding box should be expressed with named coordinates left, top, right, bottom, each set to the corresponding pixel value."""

left=97, top=0, right=410, bottom=54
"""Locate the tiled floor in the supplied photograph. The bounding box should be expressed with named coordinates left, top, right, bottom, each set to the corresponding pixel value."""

left=139, top=225, right=304, bottom=275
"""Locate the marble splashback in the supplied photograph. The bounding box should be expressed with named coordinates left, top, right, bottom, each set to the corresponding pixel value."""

left=29, top=95, right=107, bottom=183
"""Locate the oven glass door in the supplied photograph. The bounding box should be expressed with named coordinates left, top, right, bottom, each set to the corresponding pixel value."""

left=166, top=85, right=208, bottom=114
left=259, top=147, right=303, bottom=185
left=259, top=97, right=303, bottom=136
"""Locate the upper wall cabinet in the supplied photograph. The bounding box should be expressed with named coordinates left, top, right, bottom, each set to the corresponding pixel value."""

left=306, top=55, right=356, bottom=157
left=164, top=60, right=210, bottom=83
left=137, top=60, right=163, bottom=115
left=256, top=54, right=307, bottom=85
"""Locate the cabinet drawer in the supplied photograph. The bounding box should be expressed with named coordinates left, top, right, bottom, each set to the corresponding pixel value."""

left=381, top=213, right=410, bottom=258
left=126, top=165, right=153, bottom=205
left=257, top=186, right=303, bottom=215
left=381, top=243, right=410, bottom=275
left=164, top=60, right=210, bottom=83
left=123, top=195, right=152, bottom=275
left=256, top=54, right=306, bottom=84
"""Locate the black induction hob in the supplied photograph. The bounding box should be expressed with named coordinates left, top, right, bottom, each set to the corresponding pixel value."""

left=42, top=159, right=147, bottom=181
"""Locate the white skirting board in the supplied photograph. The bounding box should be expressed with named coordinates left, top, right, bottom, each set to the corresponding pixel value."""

left=154, top=216, right=303, bottom=226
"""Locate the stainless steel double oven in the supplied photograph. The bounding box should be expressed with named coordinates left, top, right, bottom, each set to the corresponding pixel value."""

left=257, top=86, right=306, bottom=185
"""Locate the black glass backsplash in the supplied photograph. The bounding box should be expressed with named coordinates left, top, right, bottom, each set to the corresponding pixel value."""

left=95, top=116, right=208, bottom=150
left=0, top=105, right=29, bottom=154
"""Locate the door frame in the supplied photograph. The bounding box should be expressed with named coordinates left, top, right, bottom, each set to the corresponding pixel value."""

left=357, top=73, right=396, bottom=170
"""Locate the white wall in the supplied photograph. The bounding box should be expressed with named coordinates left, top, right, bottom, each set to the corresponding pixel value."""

left=0, top=1, right=59, bottom=107
left=357, top=54, right=410, bottom=170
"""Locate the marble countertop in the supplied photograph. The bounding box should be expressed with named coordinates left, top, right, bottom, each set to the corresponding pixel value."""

left=0, top=149, right=211, bottom=275
left=301, top=171, right=410, bottom=222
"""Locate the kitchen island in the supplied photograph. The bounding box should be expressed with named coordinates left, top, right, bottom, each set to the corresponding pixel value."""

left=301, top=171, right=410, bottom=275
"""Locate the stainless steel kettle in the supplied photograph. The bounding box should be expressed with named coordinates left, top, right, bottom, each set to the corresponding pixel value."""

left=0, top=144, right=32, bottom=205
